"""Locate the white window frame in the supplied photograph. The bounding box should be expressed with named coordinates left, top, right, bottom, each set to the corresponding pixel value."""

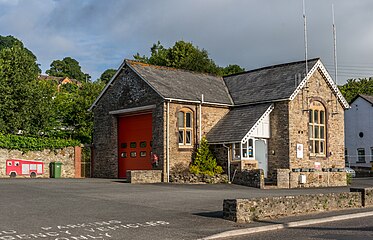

left=309, top=101, right=326, bottom=157
left=232, top=138, right=255, bottom=160
left=178, top=110, right=193, bottom=146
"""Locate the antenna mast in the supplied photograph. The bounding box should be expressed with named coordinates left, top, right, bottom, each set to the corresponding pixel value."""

left=332, top=4, right=337, bottom=84
left=303, top=0, right=308, bottom=74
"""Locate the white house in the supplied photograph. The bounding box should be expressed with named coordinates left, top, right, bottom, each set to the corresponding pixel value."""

left=345, top=94, right=373, bottom=168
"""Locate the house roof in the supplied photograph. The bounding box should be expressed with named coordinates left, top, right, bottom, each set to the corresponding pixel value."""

left=206, top=103, right=272, bottom=144
left=38, top=75, right=81, bottom=85
left=126, top=60, right=233, bottom=105
left=223, top=58, right=319, bottom=105
left=352, top=94, right=373, bottom=105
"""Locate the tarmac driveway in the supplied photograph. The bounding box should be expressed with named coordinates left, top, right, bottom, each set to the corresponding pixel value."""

left=0, top=178, right=371, bottom=240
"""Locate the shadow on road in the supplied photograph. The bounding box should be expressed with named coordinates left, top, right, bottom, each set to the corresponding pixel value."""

left=194, top=211, right=223, bottom=219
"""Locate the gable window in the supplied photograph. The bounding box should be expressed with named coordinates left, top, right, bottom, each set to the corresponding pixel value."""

left=357, top=148, right=365, bottom=163
left=309, top=101, right=326, bottom=156
left=178, top=110, right=193, bottom=146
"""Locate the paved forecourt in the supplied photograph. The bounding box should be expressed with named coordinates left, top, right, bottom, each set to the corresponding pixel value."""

left=0, top=178, right=372, bottom=240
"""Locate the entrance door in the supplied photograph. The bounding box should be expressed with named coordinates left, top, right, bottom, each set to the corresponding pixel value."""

left=255, top=139, right=268, bottom=178
left=118, top=113, right=153, bottom=178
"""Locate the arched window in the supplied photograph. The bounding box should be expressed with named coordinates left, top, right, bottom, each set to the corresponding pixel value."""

left=309, top=101, right=326, bottom=156
left=178, top=109, right=193, bottom=146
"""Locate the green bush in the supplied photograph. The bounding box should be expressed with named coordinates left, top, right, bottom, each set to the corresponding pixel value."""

left=0, top=133, right=80, bottom=152
left=189, top=137, right=224, bottom=176
left=347, top=173, right=352, bottom=185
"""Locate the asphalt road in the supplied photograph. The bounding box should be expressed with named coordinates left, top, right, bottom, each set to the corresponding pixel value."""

left=228, top=215, right=373, bottom=240
left=0, top=178, right=371, bottom=240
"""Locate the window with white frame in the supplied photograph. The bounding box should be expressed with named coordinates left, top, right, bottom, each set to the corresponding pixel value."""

left=357, top=148, right=365, bottom=163
left=309, top=101, right=326, bottom=156
left=178, top=110, right=193, bottom=146
left=242, top=139, right=254, bottom=159
left=232, top=139, right=254, bottom=160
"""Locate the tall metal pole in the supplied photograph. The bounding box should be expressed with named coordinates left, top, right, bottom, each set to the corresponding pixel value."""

left=303, top=0, right=308, bottom=74
left=332, top=4, right=338, bottom=84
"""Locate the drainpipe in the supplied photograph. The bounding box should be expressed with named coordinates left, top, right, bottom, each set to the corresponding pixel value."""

left=223, top=144, right=231, bottom=183
left=167, top=101, right=170, bottom=183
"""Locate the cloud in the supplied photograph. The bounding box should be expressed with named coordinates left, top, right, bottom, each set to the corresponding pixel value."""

left=0, top=0, right=373, bottom=82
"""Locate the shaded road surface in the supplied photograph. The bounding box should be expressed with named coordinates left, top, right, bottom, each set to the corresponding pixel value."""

left=0, top=178, right=371, bottom=239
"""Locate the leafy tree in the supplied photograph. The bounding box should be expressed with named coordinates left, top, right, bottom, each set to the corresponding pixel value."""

left=46, top=57, right=91, bottom=82
left=99, top=68, right=116, bottom=84
left=222, top=64, right=246, bottom=76
left=339, top=77, right=373, bottom=103
left=189, top=137, right=223, bottom=176
left=0, top=35, right=40, bottom=73
left=0, top=43, right=45, bottom=134
left=134, top=40, right=244, bottom=76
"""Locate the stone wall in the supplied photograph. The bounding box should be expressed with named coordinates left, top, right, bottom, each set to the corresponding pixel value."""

left=288, top=69, right=345, bottom=171
left=126, top=170, right=162, bottom=183
left=232, top=169, right=264, bottom=189
left=268, top=68, right=346, bottom=187
left=167, top=103, right=229, bottom=175
left=224, top=192, right=362, bottom=223
left=350, top=187, right=373, bottom=207
left=0, top=147, right=80, bottom=178
left=92, top=65, right=163, bottom=178
left=277, top=169, right=346, bottom=188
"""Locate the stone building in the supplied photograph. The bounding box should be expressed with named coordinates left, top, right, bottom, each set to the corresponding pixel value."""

left=90, top=58, right=349, bottom=188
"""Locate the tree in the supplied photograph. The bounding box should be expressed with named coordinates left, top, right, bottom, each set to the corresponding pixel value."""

left=99, top=68, right=116, bottom=84
left=134, top=40, right=245, bottom=76
left=46, top=57, right=91, bottom=82
left=222, top=64, right=246, bottom=76
left=189, top=137, right=223, bottom=176
left=339, top=77, right=373, bottom=103
left=0, top=43, right=47, bottom=134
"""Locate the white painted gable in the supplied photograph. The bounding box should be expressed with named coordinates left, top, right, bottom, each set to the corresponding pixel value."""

left=250, top=113, right=270, bottom=138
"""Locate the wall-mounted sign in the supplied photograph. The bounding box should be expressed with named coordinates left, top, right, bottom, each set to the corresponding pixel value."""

left=315, top=162, right=321, bottom=170
left=297, top=144, right=303, bottom=159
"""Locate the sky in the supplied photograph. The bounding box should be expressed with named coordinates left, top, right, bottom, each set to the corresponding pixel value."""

left=0, top=0, right=373, bottom=84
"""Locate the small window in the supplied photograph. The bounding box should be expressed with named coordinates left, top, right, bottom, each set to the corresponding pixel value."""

left=233, top=143, right=240, bottom=160
left=345, top=148, right=348, bottom=164
left=130, top=152, right=137, bottom=158
left=357, top=148, right=365, bottom=163
left=15, top=162, right=19, bottom=166
left=178, top=109, right=193, bottom=146
left=7, top=162, right=12, bottom=166
left=121, top=143, right=127, bottom=148
left=121, top=152, right=127, bottom=158
left=140, top=141, right=146, bottom=148
left=130, top=142, right=136, bottom=148
left=140, top=151, right=146, bottom=157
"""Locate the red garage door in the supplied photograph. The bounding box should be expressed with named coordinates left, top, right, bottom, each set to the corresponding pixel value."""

left=118, top=113, right=153, bottom=178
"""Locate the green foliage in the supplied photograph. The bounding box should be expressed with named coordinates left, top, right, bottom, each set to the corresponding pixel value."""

left=339, top=77, right=373, bottom=103
left=346, top=173, right=352, bottom=185
left=190, top=137, right=223, bottom=176
left=46, top=57, right=91, bottom=82
left=99, top=68, right=116, bottom=84
left=0, top=43, right=44, bottom=135
left=134, top=40, right=245, bottom=76
left=0, top=133, right=79, bottom=152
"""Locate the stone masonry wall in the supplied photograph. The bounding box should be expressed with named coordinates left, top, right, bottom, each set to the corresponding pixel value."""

left=167, top=103, right=229, bottom=176
left=92, top=65, right=163, bottom=178
left=267, top=101, right=290, bottom=179
left=232, top=169, right=264, bottom=189
left=126, top=170, right=162, bottom=183
left=288, top=69, right=345, bottom=171
left=224, top=192, right=362, bottom=223
left=0, top=147, right=79, bottom=178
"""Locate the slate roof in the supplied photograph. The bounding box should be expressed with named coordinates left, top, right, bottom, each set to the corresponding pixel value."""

left=127, top=60, right=233, bottom=105
left=206, top=103, right=272, bottom=144
left=223, top=58, right=319, bottom=105
left=356, top=94, right=373, bottom=105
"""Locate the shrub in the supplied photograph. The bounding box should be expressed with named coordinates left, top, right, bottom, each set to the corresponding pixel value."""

left=189, top=137, right=223, bottom=176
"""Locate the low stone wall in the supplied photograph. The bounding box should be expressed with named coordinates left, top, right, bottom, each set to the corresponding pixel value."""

left=170, top=173, right=228, bottom=184
left=350, top=187, right=373, bottom=207
left=277, top=169, right=347, bottom=188
left=224, top=192, right=362, bottom=223
left=232, top=169, right=264, bottom=189
left=0, top=147, right=81, bottom=178
left=126, top=170, right=162, bottom=183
